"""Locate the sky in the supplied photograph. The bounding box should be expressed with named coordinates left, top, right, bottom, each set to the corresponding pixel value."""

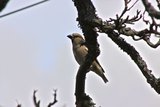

left=0, top=0, right=159, bottom=107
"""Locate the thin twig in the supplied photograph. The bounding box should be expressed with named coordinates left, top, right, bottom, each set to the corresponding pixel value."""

left=16, top=100, right=22, bottom=107
left=128, top=0, right=139, bottom=10
left=47, top=89, right=58, bottom=107
left=33, top=90, right=40, bottom=107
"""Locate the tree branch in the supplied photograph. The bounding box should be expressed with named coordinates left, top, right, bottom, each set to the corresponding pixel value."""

left=141, top=0, right=160, bottom=19
left=47, top=89, right=58, bottom=107
left=73, top=0, right=101, bottom=106
left=73, top=0, right=160, bottom=97
left=33, top=90, right=40, bottom=107
left=107, top=30, right=160, bottom=94
left=86, top=14, right=160, bottom=94
left=0, top=0, right=9, bottom=12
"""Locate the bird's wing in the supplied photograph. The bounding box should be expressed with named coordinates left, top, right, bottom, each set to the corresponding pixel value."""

left=80, top=42, right=88, bottom=54
left=95, top=59, right=105, bottom=73
left=80, top=43, right=105, bottom=72
left=84, top=46, right=88, bottom=53
left=81, top=43, right=105, bottom=73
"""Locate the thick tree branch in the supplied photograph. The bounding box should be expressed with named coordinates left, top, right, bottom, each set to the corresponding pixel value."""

left=156, top=0, right=160, bottom=9
left=141, top=0, right=160, bottom=19
left=107, top=30, right=160, bottom=94
left=88, top=15, right=160, bottom=94
left=73, top=0, right=160, bottom=98
left=73, top=0, right=100, bottom=106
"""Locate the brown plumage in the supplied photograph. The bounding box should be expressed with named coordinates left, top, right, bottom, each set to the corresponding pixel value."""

left=67, top=33, right=108, bottom=83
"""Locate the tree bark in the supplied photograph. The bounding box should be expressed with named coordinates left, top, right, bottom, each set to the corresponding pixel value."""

left=73, top=0, right=100, bottom=106
left=72, top=1, right=160, bottom=107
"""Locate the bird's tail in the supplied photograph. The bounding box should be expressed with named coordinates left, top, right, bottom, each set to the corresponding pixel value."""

left=93, top=68, right=108, bottom=83
left=91, top=60, right=108, bottom=83
left=100, top=73, right=108, bottom=83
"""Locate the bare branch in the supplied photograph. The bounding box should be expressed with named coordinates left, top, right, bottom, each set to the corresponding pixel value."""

left=128, top=0, right=139, bottom=10
left=156, top=0, right=160, bottom=9
left=73, top=0, right=100, bottom=106
left=100, top=18, right=160, bottom=93
left=145, top=38, right=160, bottom=48
left=105, top=3, right=160, bottom=48
left=33, top=90, right=40, bottom=107
left=72, top=0, right=160, bottom=93
left=106, top=30, right=160, bottom=94
left=118, top=0, right=139, bottom=20
left=47, top=89, right=58, bottom=107
left=142, top=11, right=150, bottom=24
left=141, top=0, right=160, bottom=19
left=72, top=1, right=160, bottom=107
left=119, top=26, right=160, bottom=48
left=109, top=0, right=142, bottom=32
left=156, top=0, right=160, bottom=4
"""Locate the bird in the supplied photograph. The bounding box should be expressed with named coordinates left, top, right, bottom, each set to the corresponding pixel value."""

left=67, top=33, right=108, bottom=83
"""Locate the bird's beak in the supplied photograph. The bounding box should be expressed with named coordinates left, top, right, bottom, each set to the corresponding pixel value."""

left=67, top=35, right=72, bottom=39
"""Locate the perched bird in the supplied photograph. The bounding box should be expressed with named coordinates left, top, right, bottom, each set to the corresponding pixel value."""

left=67, top=33, right=108, bottom=83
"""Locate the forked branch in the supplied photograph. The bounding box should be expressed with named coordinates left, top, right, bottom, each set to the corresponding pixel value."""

left=47, top=89, right=58, bottom=107
left=33, top=90, right=40, bottom=107
left=141, top=0, right=160, bottom=19
left=73, top=0, right=160, bottom=97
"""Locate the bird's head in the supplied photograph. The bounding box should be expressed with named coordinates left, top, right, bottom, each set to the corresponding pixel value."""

left=67, top=33, right=85, bottom=45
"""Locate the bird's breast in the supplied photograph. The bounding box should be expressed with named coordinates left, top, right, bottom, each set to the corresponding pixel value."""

left=73, top=46, right=87, bottom=65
